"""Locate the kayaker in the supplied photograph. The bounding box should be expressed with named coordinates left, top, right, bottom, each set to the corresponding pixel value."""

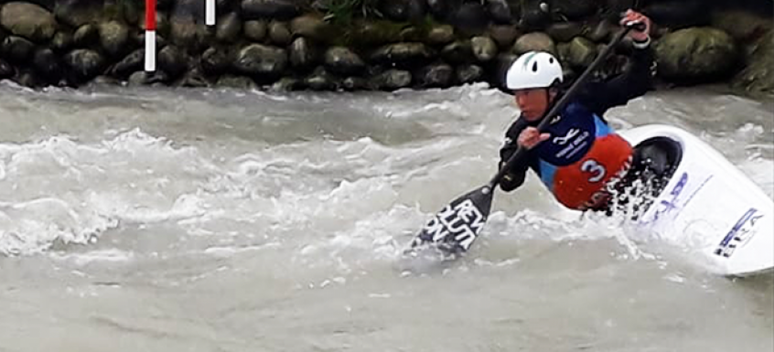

left=497, top=9, right=661, bottom=213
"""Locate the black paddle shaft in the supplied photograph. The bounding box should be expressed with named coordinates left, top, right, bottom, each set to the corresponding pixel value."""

left=487, top=22, right=645, bottom=191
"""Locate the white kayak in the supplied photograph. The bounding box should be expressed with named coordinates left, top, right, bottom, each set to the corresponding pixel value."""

left=619, top=124, right=773, bottom=277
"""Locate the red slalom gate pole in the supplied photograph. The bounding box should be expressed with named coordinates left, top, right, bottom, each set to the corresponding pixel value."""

left=144, top=0, right=156, bottom=72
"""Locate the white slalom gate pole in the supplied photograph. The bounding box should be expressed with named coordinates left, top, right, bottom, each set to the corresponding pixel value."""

left=144, top=0, right=156, bottom=72
left=206, top=0, right=216, bottom=26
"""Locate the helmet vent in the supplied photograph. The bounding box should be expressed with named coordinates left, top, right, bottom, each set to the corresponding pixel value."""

left=531, top=62, right=538, bottom=72
left=549, top=57, right=554, bottom=64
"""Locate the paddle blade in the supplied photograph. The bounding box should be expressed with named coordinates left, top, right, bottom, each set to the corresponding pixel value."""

left=410, top=186, right=494, bottom=254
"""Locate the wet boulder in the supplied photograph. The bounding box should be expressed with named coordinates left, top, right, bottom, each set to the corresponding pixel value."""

left=109, top=49, right=145, bottom=78
left=512, top=31, right=555, bottom=55
left=289, top=37, right=317, bottom=70
left=73, top=23, right=99, bottom=48
left=1, top=35, right=35, bottom=63
left=456, top=64, right=484, bottom=84
left=450, top=1, right=489, bottom=29
left=586, top=19, right=616, bottom=43
left=732, top=29, right=774, bottom=96
left=304, top=66, right=338, bottom=91
left=170, top=17, right=210, bottom=51
left=711, top=10, right=772, bottom=43
left=471, top=36, right=498, bottom=62
left=99, top=20, right=131, bottom=57
left=32, top=47, right=60, bottom=78
left=415, top=63, right=454, bottom=88
left=425, top=24, right=455, bottom=46
left=545, top=21, right=583, bottom=42
left=0, top=59, right=14, bottom=79
left=655, top=27, right=738, bottom=82
left=217, top=75, right=258, bottom=89
left=642, top=0, right=708, bottom=29
left=488, top=24, right=519, bottom=48
left=558, top=36, right=595, bottom=69
left=370, top=42, right=433, bottom=68
left=370, top=69, right=412, bottom=91
left=54, top=0, right=103, bottom=28
left=548, top=0, right=596, bottom=20
left=441, top=40, right=475, bottom=64
left=270, top=76, right=301, bottom=91
left=233, top=43, right=288, bottom=77
left=201, top=47, right=231, bottom=75
left=158, top=45, right=189, bottom=79
left=216, top=12, right=242, bottom=43
left=342, top=76, right=370, bottom=91
left=244, top=20, right=267, bottom=42
left=324, top=46, right=364, bottom=76
left=486, top=0, right=514, bottom=24
left=51, top=30, right=73, bottom=52
left=241, top=0, right=301, bottom=20
left=379, top=0, right=426, bottom=22
left=0, top=2, right=57, bottom=42
left=268, top=21, right=291, bottom=46
left=64, top=49, right=105, bottom=82
left=290, top=15, right=331, bottom=42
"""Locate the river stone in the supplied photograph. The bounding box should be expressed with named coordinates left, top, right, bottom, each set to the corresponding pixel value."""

left=0, top=59, right=14, bottom=79
left=32, top=47, right=60, bottom=77
left=73, top=23, right=99, bottom=48
left=201, top=47, right=231, bottom=75
left=426, top=24, right=455, bottom=46
left=488, top=24, right=519, bottom=48
left=471, top=36, right=497, bottom=62
left=2, top=35, right=34, bottom=63
left=512, top=32, right=555, bottom=55
left=217, top=75, right=258, bottom=89
left=216, top=12, right=242, bottom=43
left=324, top=46, right=364, bottom=76
left=371, top=69, right=412, bottom=91
left=54, top=0, right=103, bottom=27
left=456, top=64, right=483, bottom=83
left=655, top=27, right=738, bottom=81
left=268, top=21, right=291, bottom=45
left=370, top=42, right=433, bottom=68
left=0, top=2, right=57, bottom=42
left=289, top=37, right=316, bottom=70
left=244, top=20, right=267, bottom=42
left=158, top=45, right=188, bottom=79
left=51, top=31, right=73, bottom=52
left=109, top=49, right=144, bottom=78
left=416, top=63, right=454, bottom=88
left=233, top=43, right=287, bottom=76
left=64, top=49, right=105, bottom=81
left=99, top=21, right=130, bottom=57
left=241, top=0, right=301, bottom=20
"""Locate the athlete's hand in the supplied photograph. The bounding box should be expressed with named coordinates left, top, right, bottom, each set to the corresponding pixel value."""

left=518, top=127, right=549, bottom=149
left=620, top=9, right=651, bottom=42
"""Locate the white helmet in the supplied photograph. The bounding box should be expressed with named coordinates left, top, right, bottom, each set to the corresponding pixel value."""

left=505, top=51, right=563, bottom=90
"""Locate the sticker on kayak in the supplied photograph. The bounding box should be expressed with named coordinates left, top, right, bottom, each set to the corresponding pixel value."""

left=714, top=208, right=764, bottom=258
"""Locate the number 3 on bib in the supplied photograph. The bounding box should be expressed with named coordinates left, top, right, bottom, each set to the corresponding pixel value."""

left=581, top=159, right=606, bottom=183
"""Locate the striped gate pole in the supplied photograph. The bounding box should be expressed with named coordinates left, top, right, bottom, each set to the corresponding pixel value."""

left=144, top=0, right=156, bottom=72
left=145, top=0, right=217, bottom=72
left=206, top=0, right=216, bottom=26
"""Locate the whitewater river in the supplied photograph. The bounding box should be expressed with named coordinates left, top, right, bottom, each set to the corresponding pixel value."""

left=0, top=81, right=771, bottom=351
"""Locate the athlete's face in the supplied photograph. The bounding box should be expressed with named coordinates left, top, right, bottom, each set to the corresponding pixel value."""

left=513, top=88, right=553, bottom=121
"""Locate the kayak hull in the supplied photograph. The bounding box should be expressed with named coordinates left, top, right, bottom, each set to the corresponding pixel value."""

left=619, top=124, right=773, bottom=277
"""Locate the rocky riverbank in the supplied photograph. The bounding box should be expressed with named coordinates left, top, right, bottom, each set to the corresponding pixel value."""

left=0, top=0, right=772, bottom=96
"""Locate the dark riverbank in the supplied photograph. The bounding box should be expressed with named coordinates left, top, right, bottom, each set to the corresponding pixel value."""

left=0, top=0, right=772, bottom=97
